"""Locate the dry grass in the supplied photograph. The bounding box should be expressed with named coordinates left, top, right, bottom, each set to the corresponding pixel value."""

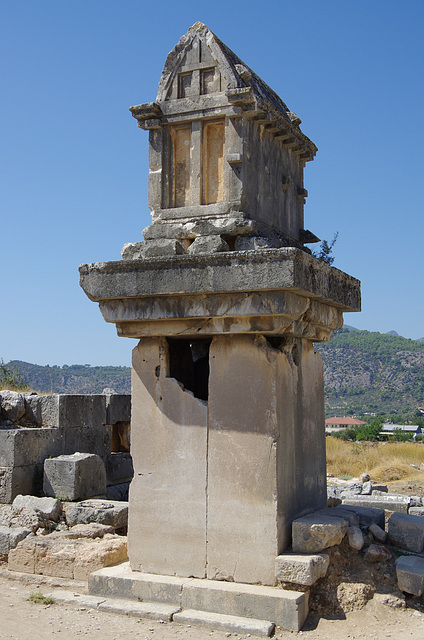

left=326, top=437, right=424, bottom=483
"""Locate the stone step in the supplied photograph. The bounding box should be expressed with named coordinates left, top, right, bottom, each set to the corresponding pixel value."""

left=88, top=562, right=308, bottom=632
left=173, top=609, right=275, bottom=636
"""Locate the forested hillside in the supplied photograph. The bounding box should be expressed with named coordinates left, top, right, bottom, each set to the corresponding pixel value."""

left=315, top=329, right=424, bottom=418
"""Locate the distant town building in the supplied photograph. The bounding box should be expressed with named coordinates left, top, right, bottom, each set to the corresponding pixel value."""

left=325, top=416, right=366, bottom=433
left=380, top=424, right=422, bottom=439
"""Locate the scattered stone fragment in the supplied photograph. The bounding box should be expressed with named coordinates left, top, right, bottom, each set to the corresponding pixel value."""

left=408, top=507, right=424, bottom=516
left=326, top=486, right=342, bottom=507
left=275, top=553, right=329, bottom=586
left=333, top=504, right=385, bottom=529
left=0, top=525, right=31, bottom=557
left=343, top=494, right=410, bottom=514
left=0, top=391, right=26, bottom=424
left=409, top=496, right=423, bottom=507
left=361, top=481, right=372, bottom=495
left=10, top=495, right=62, bottom=532
left=347, top=526, right=364, bottom=550
left=388, top=512, right=424, bottom=553
left=360, top=473, right=370, bottom=482
left=371, top=484, right=388, bottom=493
left=396, top=555, right=424, bottom=596
left=336, top=582, right=373, bottom=612
left=368, top=523, right=387, bottom=543
left=292, top=514, right=347, bottom=553
left=317, top=507, right=359, bottom=527
left=363, top=544, right=392, bottom=563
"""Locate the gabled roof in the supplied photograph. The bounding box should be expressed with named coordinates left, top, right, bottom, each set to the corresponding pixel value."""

left=325, top=416, right=367, bottom=426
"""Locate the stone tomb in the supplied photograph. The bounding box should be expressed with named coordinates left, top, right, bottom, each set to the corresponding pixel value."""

left=80, top=23, right=360, bottom=631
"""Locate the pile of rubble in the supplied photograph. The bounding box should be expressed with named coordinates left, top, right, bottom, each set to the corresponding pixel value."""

left=0, top=494, right=128, bottom=580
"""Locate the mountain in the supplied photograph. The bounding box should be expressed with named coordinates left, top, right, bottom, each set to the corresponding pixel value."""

left=315, top=329, right=424, bottom=418
left=8, top=361, right=131, bottom=394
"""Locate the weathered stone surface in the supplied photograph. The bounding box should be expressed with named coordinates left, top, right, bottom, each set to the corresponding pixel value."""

left=371, top=484, right=388, bottom=493
left=388, top=512, right=424, bottom=552
left=361, top=481, right=373, bottom=495
left=335, top=504, right=385, bottom=528
left=0, top=391, right=26, bottom=424
left=0, top=526, right=31, bottom=556
left=8, top=531, right=127, bottom=580
left=105, top=482, right=130, bottom=502
left=408, top=506, right=424, bottom=516
left=368, top=523, right=387, bottom=543
left=396, top=555, right=424, bottom=596
left=327, top=486, right=342, bottom=507
left=316, top=507, right=360, bottom=527
left=62, top=523, right=115, bottom=539
left=347, top=526, right=364, bottom=550
left=344, top=494, right=410, bottom=513
left=292, top=515, right=347, bottom=553
left=105, top=452, right=133, bottom=485
left=275, top=553, right=329, bottom=585
left=63, top=499, right=128, bottom=530
left=336, top=582, right=373, bottom=612
left=44, top=453, right=106, bottom=501
left=10, top=495, right=62, bottom=531
left=187, top=235, right=229, bottom=254
left=173, top=610, right=275, bottom=637
left=363, top=544, right=392, bottom=563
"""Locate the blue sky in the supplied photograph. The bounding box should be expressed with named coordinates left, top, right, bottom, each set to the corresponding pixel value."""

left=1, top=1, right=423, bottom=366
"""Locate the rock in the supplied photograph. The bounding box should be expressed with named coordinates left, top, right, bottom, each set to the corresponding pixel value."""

left=347, top=526, right=364, bottom=550
left=364, top=544, right=392, bottom=563
left=316, top=507, right=359, bottom=527
left=409, top=496, right=423, bottom=507
left=0, top=526, right=31, bottom=557
left=10, top=495, right=62, bottom=532
left=327, top=486, right=342, bottom=507
left=361, top=481, right=372, bottom=495
left=275, top=553, right=329, bottom=586
left=187, top=235, right=230, bottom=254
left=340, top=482, right=363, bottom=499
left=63, top=499, right=128, bottom=530
left=0, top=391, right=26, bottom=424
left=371, top=484, right=388, bottom=493
left=336, top=582, right=373, bottom=612
left=292, top=514, right=347, bottom=553
left=368, top=523, right=387, bottom=543
left=360, top=473, right=370, bottom=482
left=396, top=555, right=424, bottom=596
left=8, top=531, right=127, bottom=581
left=332, top=504, right=385, bottom=529
left=408, top=507, right=424, bottom=516
left=388, top=512, right=424, bottom=552
left=43, top=453, right=107, bottom=501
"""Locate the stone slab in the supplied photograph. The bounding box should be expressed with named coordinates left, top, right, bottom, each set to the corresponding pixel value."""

left=396, top=555, right=424, bottom=596
left=89, top=562, right=190, bottom=603
left=63, top=499, right=128, bottom=530
left=275, top=553, right=329, bottom=585
left=333, top=504, right=385, bottom=529
left=173, top=609, right=275, bottom=636
left=49, top=590, right=107, bottom=607
left=181, top=578, right=308, bottom=632
left=342, top=495, right=410, bottom=513
left=98, top=598, right=178, bottom=621
left=388, top=512, right=424, bottom=553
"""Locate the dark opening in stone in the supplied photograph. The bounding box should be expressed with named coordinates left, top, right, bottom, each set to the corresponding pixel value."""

left=167, top=338, right=211, bottom=402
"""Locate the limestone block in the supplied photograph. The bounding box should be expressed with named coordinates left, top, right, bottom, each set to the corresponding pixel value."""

left=371, top=484, right=388, bottom=493
left=62, top=523, right=114, bottom=538
left=396, top=555, right=424, bottom=596
left=62, top=425, right=112, bottom=460
left=12, top=428, right=63, bottom=467
left=327, top=486, right=342, bottom=507
left=409, top=507, right=424, bottom=516
left=388, top=512, right=424, bottom=552
left=334, top=504, right=385, bottom=529
left=292, top=514, right=347, bottom=553
left=0, top=526, right=31, bottom=556
left=43, top=453, right=106, bottom=501
left=187, top=235, right=229, bottom=254
left=24, top=394, right=59, bottom=427
left=368, top=523, right=387, bottom=543
left=343, top=495, right=410, bottom=513
left=362, top=481, right=373, bottom=495
left=316, top=507, right=359, bottom=527
left=347, top=526, right=364, bottom=550
left=58, top=395, right=107, bottom=428
left=0, top=464, right=41, bottom=504
left=0, top=391, right=26, bottom=424
left=173, top=610, right=275, bottom=637
left=106, top=394, right=131, bottom=424
left=105, top=482, right=130, bottom=502
left=275, top=553, right=329, bottom=585
left=8, top=531, right=127, bottom=580
left=105, top=452, right=133, bottom=485
left=9, top=495, right=62, bottom=531
left=63, top=499, right=128, bottom=530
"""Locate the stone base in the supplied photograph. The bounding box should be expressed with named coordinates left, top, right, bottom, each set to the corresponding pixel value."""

left=88, top=562, right=308, bottom=633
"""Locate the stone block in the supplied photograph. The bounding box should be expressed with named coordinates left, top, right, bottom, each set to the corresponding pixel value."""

left=63, top=499, right=128, bottom=529
left=181, top=579, right=308, bottom=632
left=326, top=486, right=342, bottom=507
left=187, top=235, right=229, bottom=255
left=0, top=526, right=31, bottom=556
left=396, top=555, right=424, bottom=596
left=97, top=598, right=178, bottom=621
left=275, top=553, right=329, bottom=585
left=44, top=453, right=106, bottom=501
left=409, top=507, right=424, bottom=516
left=62, top=425, right=112, bottom=460
left=0, top=465, right=42, bottom=505
left=12, top=495, right=62, bottom=521
left=334, top=504, right=385, bottom=529
left=105, top=483, right=130, bottom=502
left=105, top=452, right=133, bottom=485
left=316, top=507, right=360, bottom=527
left=388, top=512, right=424, bottom=553
left=362, top=481, right=372, bottom=495
left=12, top=428, right=63, bottom=467
left=106, top=394, right=131, bottom=424
left=0, top=391, right=26, bottom=424
left=89, top=562, right=190, bottom=603
left=343, top=494, right=410, bottom=513
left=173, top=610, right=275, bottom=637
left=371, top=484, right=388, bottom=493
left=292, top=514, right=347, bottom=553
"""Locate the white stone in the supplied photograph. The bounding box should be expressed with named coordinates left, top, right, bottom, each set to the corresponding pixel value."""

left=275, top=553, right=329, bottom=585
left=292, top=514, right=347, bottom=553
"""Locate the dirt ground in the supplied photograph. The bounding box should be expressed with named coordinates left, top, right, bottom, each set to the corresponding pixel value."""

left=0, top=567, right=423, bottom=640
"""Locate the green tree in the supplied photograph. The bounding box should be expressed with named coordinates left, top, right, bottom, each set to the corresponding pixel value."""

left=0, top=359, right=29, bottom=391
left=313, top=232, right=339, bottom=266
